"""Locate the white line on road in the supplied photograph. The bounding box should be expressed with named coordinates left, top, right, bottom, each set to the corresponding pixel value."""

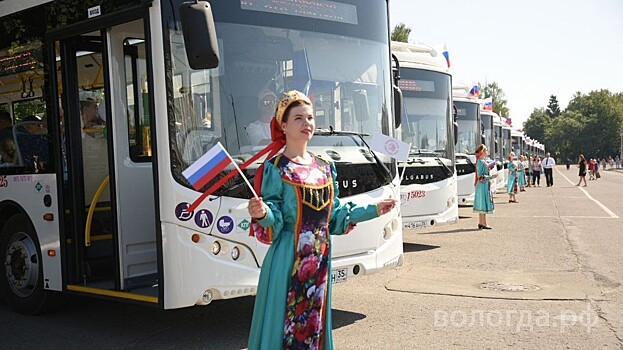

left=556, top=167, right=620, bottom=219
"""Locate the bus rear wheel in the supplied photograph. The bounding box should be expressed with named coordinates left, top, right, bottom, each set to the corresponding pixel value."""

left=0, top=214, right=59, bottom=314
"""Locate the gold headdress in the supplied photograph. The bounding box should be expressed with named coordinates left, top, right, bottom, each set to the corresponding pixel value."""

left=274, top=90, right=312, bottom=125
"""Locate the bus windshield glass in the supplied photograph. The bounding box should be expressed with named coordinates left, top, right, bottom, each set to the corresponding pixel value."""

left=455, top=101, right=478, bottom=154
left=481, top=113, right=494, bottom=156
left=166, top=0, right=393, bottom=198
left=397, top=69, right=452, bottom=160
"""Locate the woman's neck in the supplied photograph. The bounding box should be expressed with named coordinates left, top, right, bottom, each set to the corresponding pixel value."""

left=283, top=142, right=309, bottom=161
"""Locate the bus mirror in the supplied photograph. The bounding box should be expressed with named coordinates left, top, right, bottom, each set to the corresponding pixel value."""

left=353, top=90, right=370, bottom=121
left=393, top=85, right=403, bottom=128
left=453, top=121, right=458, bottom=146
left=179, top=1, right=220, bottom=70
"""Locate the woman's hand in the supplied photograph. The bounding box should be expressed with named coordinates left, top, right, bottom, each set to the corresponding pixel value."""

left=248, top=197, right=268, bottom=220
left=376, top=198, right=398, bottom=216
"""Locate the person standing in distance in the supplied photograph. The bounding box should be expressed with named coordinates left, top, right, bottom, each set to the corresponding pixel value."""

left=246, top=90, right=397, bottom=350
left=542, top=152, right=556, bottom=187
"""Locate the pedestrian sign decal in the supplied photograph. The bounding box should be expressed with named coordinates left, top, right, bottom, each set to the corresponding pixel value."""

left=175, top=202, right=193, bottom=221
left=194, top=209, right=214, bottom=228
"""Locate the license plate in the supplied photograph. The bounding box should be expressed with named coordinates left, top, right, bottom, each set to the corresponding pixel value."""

left=331, top=268, right=348, bottom=284
left=404, top=220, right=427, bottom=230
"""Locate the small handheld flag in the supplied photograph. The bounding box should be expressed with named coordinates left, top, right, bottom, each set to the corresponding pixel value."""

left=183, top=142, right=258, bottom=211
left=370, top=133, right=410, bottom=162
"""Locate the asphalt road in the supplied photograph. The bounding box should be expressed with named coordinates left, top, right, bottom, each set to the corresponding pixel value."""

left=2, top=165, right=622, bottom=349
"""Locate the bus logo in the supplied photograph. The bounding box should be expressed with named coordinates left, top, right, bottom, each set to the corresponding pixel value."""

left=238, top=219, right=250, bottom=231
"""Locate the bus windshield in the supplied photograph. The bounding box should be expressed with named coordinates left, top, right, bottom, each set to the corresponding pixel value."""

left=481, top=113, right=494, bottom=156
left=397, top=68, right=452, bottom=160
left=166, top=1, right=393, bottom=198
left=455, top=101, right=479, bottom=154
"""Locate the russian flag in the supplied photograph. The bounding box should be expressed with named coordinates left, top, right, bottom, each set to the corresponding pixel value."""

left=442, top=44, right=450, bottom=68
left=506, top=117, right=512, bottom=125
left=182, top=142, right=233, bottom=190
left=469, top=83, right=480, bottom=97
left=483, top=97, right=493, bottom=111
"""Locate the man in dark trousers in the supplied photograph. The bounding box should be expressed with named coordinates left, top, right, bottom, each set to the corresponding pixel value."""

left=542, top=152, right=556, bottom=187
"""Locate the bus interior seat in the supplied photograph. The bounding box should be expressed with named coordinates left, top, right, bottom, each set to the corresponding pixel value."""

left=13, top=122, right=49, bottom=169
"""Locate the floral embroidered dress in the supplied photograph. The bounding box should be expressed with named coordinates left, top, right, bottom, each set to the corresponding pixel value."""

left=472, top=158, right=494, bottom=214
left=248, top=153, right=379, bottom=350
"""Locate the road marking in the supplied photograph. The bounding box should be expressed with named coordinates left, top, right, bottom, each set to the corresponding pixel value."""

left=556, top=167, right=620, bottom=219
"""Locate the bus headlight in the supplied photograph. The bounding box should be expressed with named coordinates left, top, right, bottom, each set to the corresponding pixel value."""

left=211, top=241, right=221, bottom=255
left=231, top=246, right=240, bottom=260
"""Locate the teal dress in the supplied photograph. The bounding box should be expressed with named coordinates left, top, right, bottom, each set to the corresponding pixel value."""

left=517, top=161, right=526, bottom=187
left=248, top=153, right=379, bottom=350
left=507, top=161, right=517, bottom=194
left=473, top=158, right=494, bottom=214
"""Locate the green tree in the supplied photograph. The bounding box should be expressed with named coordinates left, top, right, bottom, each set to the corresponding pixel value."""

left=523, top=108, right=549, bottom=144
left=391, top=23, right=411, bottom=43
left=546, top=95, right=561, bottom=118
left=546, top=111, right=583, bottom=161
left=565, top=89, right=623, bottom=158
left=482, top=82, right=509, bottom=119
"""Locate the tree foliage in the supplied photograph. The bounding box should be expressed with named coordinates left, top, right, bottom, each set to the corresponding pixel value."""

left=546, top=95, right=561, bottom=118
left=523, top=89, right=623, bottom=160
left=482, top=82, right=509, bottom=119
left=391, top=23, right=411, bottom=43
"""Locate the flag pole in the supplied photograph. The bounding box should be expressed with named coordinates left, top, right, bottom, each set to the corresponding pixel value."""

left=228, top=154, right=259, bottom=199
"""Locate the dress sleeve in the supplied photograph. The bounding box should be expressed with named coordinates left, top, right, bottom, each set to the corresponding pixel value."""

left=255, top=160, right=285, bottom=242
left=328, top=162, right=379, bottom=235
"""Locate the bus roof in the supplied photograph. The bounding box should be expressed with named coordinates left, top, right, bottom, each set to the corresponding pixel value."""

left=0, top=0, right=53, bottom=17
left=391, top=41, right=449, bottom=73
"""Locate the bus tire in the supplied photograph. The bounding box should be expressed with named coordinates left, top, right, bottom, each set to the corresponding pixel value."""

left=0, top=214, right=60, bottom=315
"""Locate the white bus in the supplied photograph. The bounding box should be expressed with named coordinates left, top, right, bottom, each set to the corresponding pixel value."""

left=452, top=83, right=481, bottom=205
left=0, top=0, right=404, bottom=314
left=391, top=41, right=457, bottom=230
left=502, top=121, right=512, bottom=186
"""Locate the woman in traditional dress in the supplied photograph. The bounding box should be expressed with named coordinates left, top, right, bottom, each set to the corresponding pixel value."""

left=247, top=90, right=397, bottom=350
left=507, top=152, right=518, bottom=203
left=517, top=155, right=527, bottom=192
left=473, top=144, right=495, bottom=229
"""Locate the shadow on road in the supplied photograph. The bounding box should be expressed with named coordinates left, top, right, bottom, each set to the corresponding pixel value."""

left=403, top=242, right=440, bottom=253
left=419, top=228, right=480, bottom=235
left=332, top=308, right=366, bottom=330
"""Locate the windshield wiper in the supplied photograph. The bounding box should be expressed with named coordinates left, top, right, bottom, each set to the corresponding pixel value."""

left=434, top=156, right=454, bottom=177
left=316, top=127, right=394, bottom=186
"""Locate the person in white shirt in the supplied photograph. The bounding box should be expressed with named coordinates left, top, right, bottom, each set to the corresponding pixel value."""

left=542, top=152, right=556, bottom=187
left=246, top=90, right=278, bottom=146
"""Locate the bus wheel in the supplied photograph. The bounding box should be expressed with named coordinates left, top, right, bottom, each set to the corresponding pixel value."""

left=0, top=214, right=59, bottom=314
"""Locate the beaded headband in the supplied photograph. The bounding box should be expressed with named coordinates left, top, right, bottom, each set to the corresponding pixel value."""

left=275, top=90, right=312, bottom=125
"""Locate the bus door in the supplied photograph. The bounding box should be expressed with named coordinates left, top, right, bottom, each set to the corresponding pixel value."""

left=58, top=18, right=157, bottom=299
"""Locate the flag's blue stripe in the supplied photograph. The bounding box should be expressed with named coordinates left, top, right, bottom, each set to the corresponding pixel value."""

left=187, top=150, right=228, bottom=185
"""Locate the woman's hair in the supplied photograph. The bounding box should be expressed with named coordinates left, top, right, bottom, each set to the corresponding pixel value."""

left=474, top=144, right=486, bottom=157
left=508, top=151, right=515, bottom=160
left=579, top=154, right=586, bottom=163
left=281, top=100, right=312, bottom=123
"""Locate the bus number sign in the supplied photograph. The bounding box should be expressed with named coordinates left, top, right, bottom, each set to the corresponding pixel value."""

left=0, top=176, right=7, bottom=188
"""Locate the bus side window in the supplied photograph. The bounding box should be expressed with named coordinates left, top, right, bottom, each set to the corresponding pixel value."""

left=13, top=121, right=49, bottom=172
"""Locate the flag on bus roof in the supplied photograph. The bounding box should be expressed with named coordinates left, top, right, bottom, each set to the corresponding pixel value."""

left=182, top=142, right=235, bottom=191
left=442, top=44, right=450, bottom=68
left=506, top=117, right=512, bottom=125
left=482, top=97, right=493, bottom=111
left=469, top=83, right=480, bottom=98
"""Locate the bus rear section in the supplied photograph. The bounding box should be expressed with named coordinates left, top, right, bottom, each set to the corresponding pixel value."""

left=392, top=41, right=457, bottom=230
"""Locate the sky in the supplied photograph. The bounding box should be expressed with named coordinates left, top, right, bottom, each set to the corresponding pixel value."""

left=389, top=0, right=623, bottom=129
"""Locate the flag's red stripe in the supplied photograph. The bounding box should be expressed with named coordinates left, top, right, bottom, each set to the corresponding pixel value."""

left=192, top=157, right=231, bottom=190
